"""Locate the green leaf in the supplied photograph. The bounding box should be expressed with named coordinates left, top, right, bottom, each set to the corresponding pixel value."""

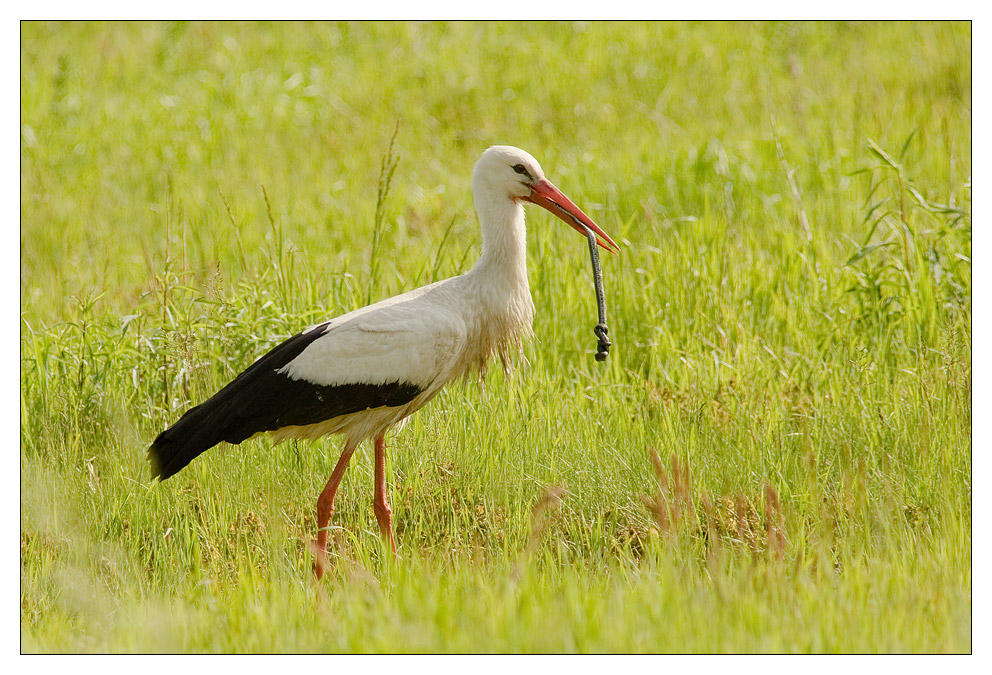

left=899, top=126, right=920, bottom=160
left=846, top=241, right=897, bottom=266
left=866, top=136, right=901, bottom=171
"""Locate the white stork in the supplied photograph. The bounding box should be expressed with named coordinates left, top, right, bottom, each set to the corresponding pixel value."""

left=148, top=145, right=618, bottom=578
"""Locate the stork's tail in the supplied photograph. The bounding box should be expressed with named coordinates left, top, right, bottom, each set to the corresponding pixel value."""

left=148, top=403, right=229, bottom=480
left=148, top=323, right=338, bottom=481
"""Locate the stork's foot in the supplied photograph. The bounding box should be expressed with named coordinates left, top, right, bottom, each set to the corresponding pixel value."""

left=373, top=501, right=398, bottom=555
left=308, top=538, right=329, bottom=580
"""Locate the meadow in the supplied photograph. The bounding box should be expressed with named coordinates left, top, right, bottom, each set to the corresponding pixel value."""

left=20, top=21, right=971, bottom=652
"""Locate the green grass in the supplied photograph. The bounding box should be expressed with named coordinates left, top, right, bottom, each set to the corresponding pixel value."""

left=20, top=21, right=971, bottom=653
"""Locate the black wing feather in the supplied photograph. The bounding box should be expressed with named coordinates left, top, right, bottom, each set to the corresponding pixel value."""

left=148, top=323, right=423, bottom=480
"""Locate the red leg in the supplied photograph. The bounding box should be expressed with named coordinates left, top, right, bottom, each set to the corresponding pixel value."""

left=312, top=439, right=358, bottom=580
left=372, top=432, right=397, bottom=554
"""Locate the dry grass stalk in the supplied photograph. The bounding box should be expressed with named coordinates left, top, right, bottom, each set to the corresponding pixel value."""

left=764, top=484, right=786, bottom=561
left=638, top=492, right=670, bottom=532
left=642, top=448, right=694, bottom=535
left=700, top=489, right=722, bottom=559
left=526, top=484, right=566, bottom=551
left=649, top=447, right=668, bottom=492
left=531, top=485, right=566, bottom=528
left=671, top=454, right=694, bottom=520
left=640, top=449, right=788, bottom=564
left=732, top=492, right=766, bottom=556
left=510, top=485, right=567, bottom=582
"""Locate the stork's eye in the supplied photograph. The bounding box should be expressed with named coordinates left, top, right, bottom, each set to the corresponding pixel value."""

left=512, top=164, right=531, bottom=178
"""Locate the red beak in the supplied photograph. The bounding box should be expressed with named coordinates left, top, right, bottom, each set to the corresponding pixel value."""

left=523, top=179, right=620, bottom=255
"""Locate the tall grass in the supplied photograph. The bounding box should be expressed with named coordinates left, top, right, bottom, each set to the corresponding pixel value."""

left=20, top=21, right=970, bottom=652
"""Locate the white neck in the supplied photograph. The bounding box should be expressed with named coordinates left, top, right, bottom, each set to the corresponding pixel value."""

left=469, top=192, right=529, bottom=291
left=446, top=190, right=534, bottom=375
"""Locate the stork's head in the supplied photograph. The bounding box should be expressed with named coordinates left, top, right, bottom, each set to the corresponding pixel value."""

left=472, top=145, right=619, bottom=254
